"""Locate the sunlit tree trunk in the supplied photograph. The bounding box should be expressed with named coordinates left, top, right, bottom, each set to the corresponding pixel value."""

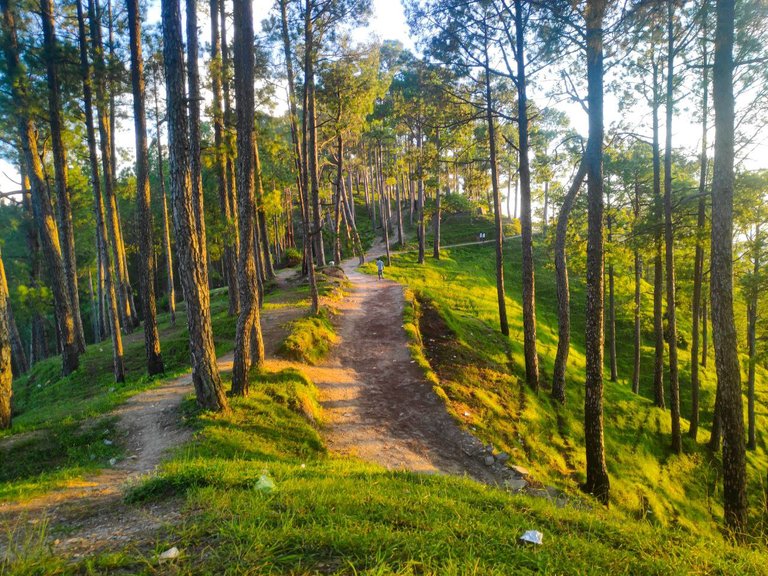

left=231, top=0, right=265, bottom=396
left=2, top=0, right=80, bottom=376
left=514, top=0, right=539, bottom=391
left=710, top=0, right=746, bottom=534
left=77, top=0, right=124, bottom=382
left=41, top=0, right=86, bottom=352
left=651, top=58, right=665, bottom=410
left=552, top=160, right=587, bottom=403
left=583, top=0, right=610, bottom=505
left=0, top=249, right=12, bottom=429
left=128, top=0, right=164, bottom=376
left=162, top=0, right=228, bottom=411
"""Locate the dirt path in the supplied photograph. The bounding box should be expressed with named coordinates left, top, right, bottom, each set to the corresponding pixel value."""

left=0, top=269, right=302, bottom=559
left=268, top=251, right=523, bottom=486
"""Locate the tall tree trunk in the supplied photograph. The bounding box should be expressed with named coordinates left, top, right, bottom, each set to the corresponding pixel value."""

left=711, top=0, right=746, bottom=534
left=187, top=0, right=208, bottom=272
left=433, top=130, right=442, bottom=260
left=128, top=0, right=164, bottom=376
left=279, top=0, right=318, bottom=312
left=304, top=0, right=325, bottom=268
left=0, top=249, right=12, bottom=429
left=632, top=172, right=642, bottom=395
left=417, top=135, right=426, bottom=265
left=152, top=71, right=177, bottom=326
left=583, top=0, right=610, bottom=505
left=552, top=160, right=587, bottom=403
left=3, top=0, right=80, bottom=375
left=211, top=0, right=238, bottom=315
left=396, top=178, right=405, bottom=248
left=88, top=0, right=134, bottom=333
left=702, top=294, right=708, bottom=367
left=162, top=0, right=228, bottom=411
left=746, top=222, right=760, bottom=451
left=690, top=12, right=709, bottom=440
left=231, top=0, right=264, bottom=396
left=77, top=0, right=124, bottom=382
left=652, top=59, right=665, bottom=409
left=607, top=205, right=617, bottom=383
left=41, top=0, right=86, bottom=352
left=664, top=0, right=682, bottom=454
left=514, top=0, right=539, bottom=391
left=483, top=18, right=509, bottom=338
left=8, top=304, right=28, bottom=376
left=254, top=144, right=276, bottom=278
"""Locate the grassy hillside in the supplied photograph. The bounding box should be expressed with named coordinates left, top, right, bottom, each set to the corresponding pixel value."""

left=9, top=369, right=766, bottom=574
left=364, top=213, right=768, bottom=538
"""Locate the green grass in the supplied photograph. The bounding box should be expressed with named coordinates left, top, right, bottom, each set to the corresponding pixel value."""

left=278, top=310, right=338, bottom=365
left=8, top=368, right=766, bottom=574
left=361, top=214, right=768, bottom=539
left=0, top=289, right=237, bottom=502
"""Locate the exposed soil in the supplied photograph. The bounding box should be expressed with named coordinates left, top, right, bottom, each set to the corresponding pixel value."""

left=268, top=253, right=523, bottom=486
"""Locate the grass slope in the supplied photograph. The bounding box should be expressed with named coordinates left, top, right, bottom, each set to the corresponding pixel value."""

left=363, top=213, right=768, bottom=538
left=9, top=369, right=764, bottom=575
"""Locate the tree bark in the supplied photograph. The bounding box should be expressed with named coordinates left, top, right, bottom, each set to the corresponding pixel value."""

left=746, top=222, right=760, bottom=451
left=162, top=0, right=228, bottom=411
left=632, top=171, right=642, bottom=395
left=552, top=160, right=587, bottom=403
left=128, top=0, right=164, bottom=376
left=77, top=0, right=124, bottom=382
left=88, top=0, right=134, bottom=333
left=279, top=0, right=318, bottom=313
left=417, top=134, right=426, bottom=265
left=690, top=13, right=709, bottom=440
left=151, top=70, right=177, bottom=327
left=483, top=18, right=509, bottom=339
left=8, top=304, right=27, bottom=376
left=231, top=0, right=265, bottom=396
left=211, top=0, right=239, bottom=316
left=514, top=0, right=539, bottom=391
left=710, top=0, right=746, bottom=534
left=583, top=0, right=610, bottom=505
left=254, top=143, right=276, bottom=279
left=607, top=205, right=617, bottom=383
left=663, top=0, right=681, bottom=454
left=41, top=0, right=86, bottom=353
left=2, top=0, right=80, bottom=375
left=652, top=59, right=665, bottom=410
left=0, top=249, right=12, bottom=429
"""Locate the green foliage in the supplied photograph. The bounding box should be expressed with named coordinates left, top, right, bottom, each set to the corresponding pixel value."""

left=283, top=246, right=302, bottom=267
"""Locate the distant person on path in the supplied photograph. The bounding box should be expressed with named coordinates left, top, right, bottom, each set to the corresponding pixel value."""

left=376, top=258, right=384, bottom=280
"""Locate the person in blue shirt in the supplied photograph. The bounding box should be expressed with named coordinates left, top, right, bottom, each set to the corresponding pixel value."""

left=376, top=258, right=384, bottom=280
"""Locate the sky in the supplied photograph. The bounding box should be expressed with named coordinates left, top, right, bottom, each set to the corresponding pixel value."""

left=0, top=0, right=765, bottom=210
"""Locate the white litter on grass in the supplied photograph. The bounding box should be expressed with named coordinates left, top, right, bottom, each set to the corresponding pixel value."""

left=254, top=473, right=275, bottom=492
left=519, top=530, right=543, bottom=545
left=159, top=546, right=180, bottom=561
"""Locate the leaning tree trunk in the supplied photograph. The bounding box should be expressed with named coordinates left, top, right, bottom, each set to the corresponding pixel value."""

left=231, top=0, right=265, bottom=396
left=514, top=0, right=539, bottom=391
left=552, top=160, right=587, bottom=403
left=583, top=0, right=610, bottom=505
left=41, top=0, right=86, bottom=352
left=77, top=0, right=124, bottom=382
left=663, top=0, right=681, bottom=454
left=162, top=0, right=228, bottom=412
left=2, top=0, right=79, bottom=376
left=0, top=248, right=13, bottom=429
left=128, top=0, right=164, bottom=376
left=710, top=0, right=746, bottom=534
